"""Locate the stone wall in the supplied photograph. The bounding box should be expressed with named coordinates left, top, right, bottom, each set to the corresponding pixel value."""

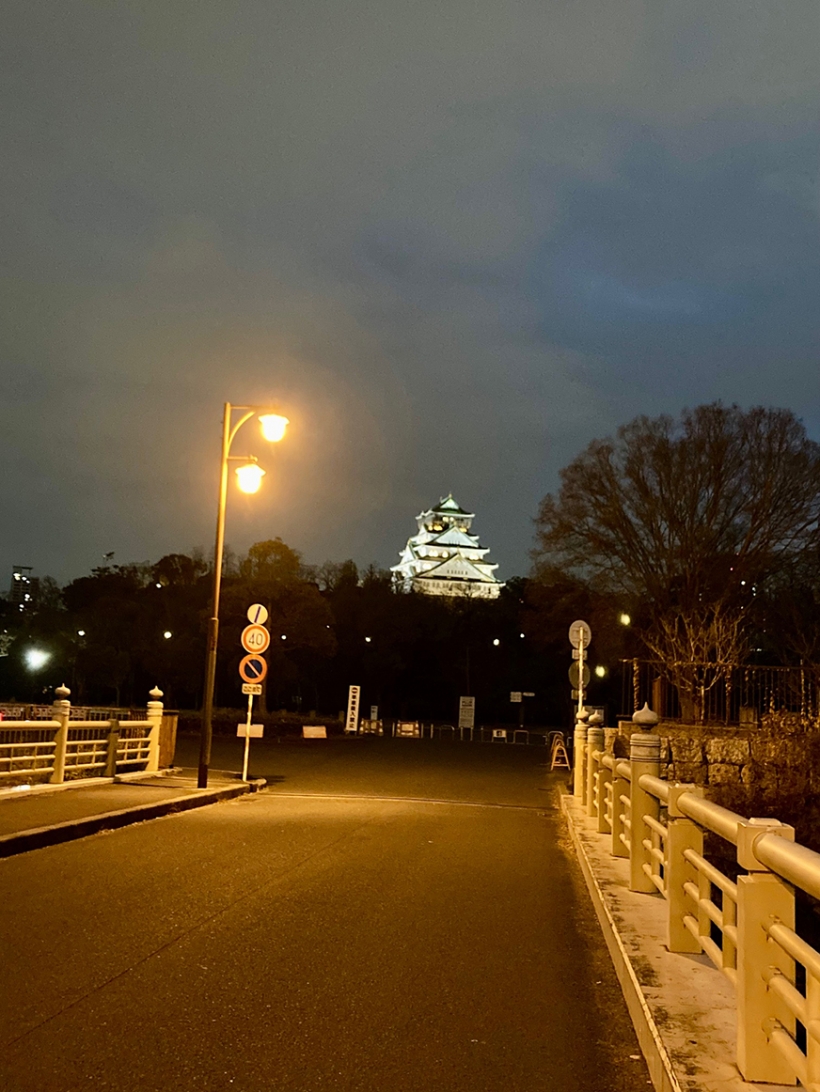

left=610, top=709, right=820, bottom=839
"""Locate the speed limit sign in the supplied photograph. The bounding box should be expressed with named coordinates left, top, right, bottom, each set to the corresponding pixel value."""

left=241, top=624, right=271, bottom=654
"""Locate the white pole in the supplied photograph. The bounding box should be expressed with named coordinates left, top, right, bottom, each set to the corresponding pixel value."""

left=242, top=691, right=253, bottom=782
left=577, top=630, right=585, bottom=716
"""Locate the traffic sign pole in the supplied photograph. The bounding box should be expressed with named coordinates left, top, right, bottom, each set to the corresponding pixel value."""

left=242, top=690, right=253, bottom=781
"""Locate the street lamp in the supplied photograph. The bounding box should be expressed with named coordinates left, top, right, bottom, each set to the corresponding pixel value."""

left=199, top=402, right=289, bottom=788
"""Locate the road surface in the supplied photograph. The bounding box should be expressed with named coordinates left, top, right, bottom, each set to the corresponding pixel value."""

left=1, top=736, right=650, bottom=1090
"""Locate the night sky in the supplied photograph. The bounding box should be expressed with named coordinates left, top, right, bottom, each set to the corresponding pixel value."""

left=2, top=2, right=818, bottom=585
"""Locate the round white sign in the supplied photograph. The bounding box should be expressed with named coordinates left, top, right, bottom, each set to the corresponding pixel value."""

left=246, top=603, right=269, bottom=625
left=568, top=619, right=592, bottom=648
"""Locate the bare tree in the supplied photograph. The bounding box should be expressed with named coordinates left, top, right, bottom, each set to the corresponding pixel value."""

left=533, top=404, right=820, bottom=714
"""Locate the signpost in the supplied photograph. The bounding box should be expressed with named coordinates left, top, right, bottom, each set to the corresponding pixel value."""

left=568, top=619, right=592, bottom=716
left=238, top=607, right=270, bottom=781
left=458, top=696, right=475, bottom=731
left=510, top=690, right=535, bottom=728
left=345, top=685, right=361, bottom=734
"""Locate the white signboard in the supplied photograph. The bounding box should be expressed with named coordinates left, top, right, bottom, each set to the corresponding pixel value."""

left=237, top=723, right=264, bottom=738
left=303, top=725, right=327, bottom=739
left=458, top=696, right=475, bottom=729
left=370, top=705, right=378, bottom=721
left=247, top=603, right=269, bottom=625
left=241, top=683, right=262, bottom=696
left=345, top=685, right=361, bottom=734
left=510, top=691, right=522, bottom=703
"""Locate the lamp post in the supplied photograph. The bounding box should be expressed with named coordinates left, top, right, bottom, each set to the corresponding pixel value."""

left=198, top=402, right=288, bottom=788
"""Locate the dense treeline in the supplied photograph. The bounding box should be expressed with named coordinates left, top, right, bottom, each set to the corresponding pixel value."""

left=0, top=540, right=633, bottom=724
left=6, top=403, right=817, bottom=725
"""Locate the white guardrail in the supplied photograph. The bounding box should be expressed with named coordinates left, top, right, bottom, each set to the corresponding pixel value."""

left=0, top=687, right=164, bottom=785
left=575, top=704, right=820, bottom=1088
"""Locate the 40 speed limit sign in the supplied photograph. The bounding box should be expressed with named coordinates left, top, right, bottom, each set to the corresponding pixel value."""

left=241, top=624, right=270, bottom=654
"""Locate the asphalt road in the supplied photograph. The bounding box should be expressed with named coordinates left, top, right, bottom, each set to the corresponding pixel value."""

left=1, top=737, right=650, bottom=1091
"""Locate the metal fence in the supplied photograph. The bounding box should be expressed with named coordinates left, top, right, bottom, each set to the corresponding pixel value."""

left=620, top=659, right=820, bottom=725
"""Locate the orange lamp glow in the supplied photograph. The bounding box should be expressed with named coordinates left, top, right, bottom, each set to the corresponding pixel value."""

left=259, top=414, right=289, bottom=442
left=236, top=462, right=266, bottom=493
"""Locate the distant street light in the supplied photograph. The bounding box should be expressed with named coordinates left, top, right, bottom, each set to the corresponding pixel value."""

left=24, top=648, right=50, bottom=671
left=492, top=638, right=500, bottom=647
left=619, top=613, right=631, bottom=626
left=199, top=403, right=289, bottom=788
left=163, top=631, right=172, bottom=640
left=594, top=665, right=607, bottom=678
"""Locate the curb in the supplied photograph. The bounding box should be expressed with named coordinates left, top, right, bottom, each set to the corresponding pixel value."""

left=560, top=791, right=682, bottom=1092
left=0, top=779, right=266, bottom=859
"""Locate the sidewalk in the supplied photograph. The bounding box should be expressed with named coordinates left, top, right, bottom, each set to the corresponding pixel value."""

left=0, top=769, right=265, bottom=857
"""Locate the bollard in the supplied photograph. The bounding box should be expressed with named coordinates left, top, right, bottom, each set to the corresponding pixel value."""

left=105, top=718, right=121, bottom=778
left=629, top=703, right=660, bottom=893
left=736, top=819, right=796, bottom=1084
left=146, top=686, right=164, bottom=773
left=573, top=708, right=590, bottom=800
left=50, top=684, right=71, bottom=785
left=586, top=713, right=604, bottom=818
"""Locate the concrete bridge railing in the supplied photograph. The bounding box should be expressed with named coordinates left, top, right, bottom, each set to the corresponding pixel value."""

left=0, top=686, right=164, bottom=785
left=575, top=703, right=820, bottom=1089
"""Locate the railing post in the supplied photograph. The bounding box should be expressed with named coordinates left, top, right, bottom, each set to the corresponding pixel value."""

left=666, top=784, right=704, bottom=953
left=611, top=760, right=630, bottom=858
left=629, top=703, right=660, bottom=893
left=50, top=684, right=71, bottom=785
left=597, top=755, right=612, bottom=834
left=586, top=713, right=604, bottom=818
left=146, top=686, right=164, bottom=773
left=105, top=718, right=121, bottom=778
left=736, top=818, right=796, bottom=1084
left=573, top=707, right=589, bottom=800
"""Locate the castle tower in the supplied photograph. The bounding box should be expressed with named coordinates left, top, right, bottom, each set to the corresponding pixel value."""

left=391, top=494, right=503, bottom=598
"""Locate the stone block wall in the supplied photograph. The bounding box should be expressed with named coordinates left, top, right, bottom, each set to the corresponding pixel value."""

left=608, top=709, right=820, bottom=844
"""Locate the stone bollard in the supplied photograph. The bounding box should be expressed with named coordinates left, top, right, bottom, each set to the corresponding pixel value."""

left=629, top=703, right=660, bottom=893
left=586, top=713, right=604, bottom=818
left=573, top=707, right=590, bottom=800
left=146, top=686, right=164, bottom=774
left=50, top=684, right=71, bottom=785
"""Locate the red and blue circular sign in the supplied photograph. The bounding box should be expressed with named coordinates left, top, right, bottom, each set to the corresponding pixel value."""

left=238, top=654, right=268, bottom=683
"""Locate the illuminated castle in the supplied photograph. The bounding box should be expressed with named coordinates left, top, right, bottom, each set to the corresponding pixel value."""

left=391, top=494, right=503, bottom=598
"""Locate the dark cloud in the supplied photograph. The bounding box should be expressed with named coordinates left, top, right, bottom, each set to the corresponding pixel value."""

left=1, top=1, right=818, bottom=584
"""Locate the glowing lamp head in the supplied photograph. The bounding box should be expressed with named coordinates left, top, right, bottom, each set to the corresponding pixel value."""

left=236, top=462, right=266, bottom=494
left=259, top=414, right=289, bottom=443
left=619, top=612, right=631, bottom=626
left=25, top=648, right=50, bottom=671
left=594, top=665, right=607, bottom=678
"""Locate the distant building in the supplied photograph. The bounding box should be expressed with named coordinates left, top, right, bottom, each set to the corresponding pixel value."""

left=391, top=494, right=503, bottom=599
left=9, top=566, right=35, bottom=612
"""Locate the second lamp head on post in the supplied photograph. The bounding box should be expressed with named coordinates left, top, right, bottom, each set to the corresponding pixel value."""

left=234, top=413, right=289, bottom=493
